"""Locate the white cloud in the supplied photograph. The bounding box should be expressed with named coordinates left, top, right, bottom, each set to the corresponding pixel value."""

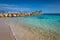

left=0, top=4, right=32, bottom=12
left=7, top=7, right=30, bottom=10
left=0, top=4, right=16, bottom=6
left=0, top=7, right=31, bottom=12
left=4, top=7, right=30, bottom=11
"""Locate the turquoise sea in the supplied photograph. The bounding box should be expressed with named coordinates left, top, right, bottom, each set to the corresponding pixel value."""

left=10, top=14, right=60, bottom=36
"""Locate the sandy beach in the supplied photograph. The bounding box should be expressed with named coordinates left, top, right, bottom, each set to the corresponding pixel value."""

left=0, top=19, right=15, bottom=40
left=0, top=18, right=60, bottom=40
left=4, top=18, right=60, bottom=40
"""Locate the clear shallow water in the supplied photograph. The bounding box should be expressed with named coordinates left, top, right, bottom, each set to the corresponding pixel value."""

left=10, top=14, right=60, bottom=35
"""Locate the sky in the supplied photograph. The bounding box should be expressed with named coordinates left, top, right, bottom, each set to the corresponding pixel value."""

left=0, top=0, right=60, bottom=13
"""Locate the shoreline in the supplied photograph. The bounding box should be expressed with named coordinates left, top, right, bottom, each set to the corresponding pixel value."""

left=4, top=19, right=60, bottom=40
left=0, top=20, right=15, bottom=40
left=0, top=18, right=60, bottom=40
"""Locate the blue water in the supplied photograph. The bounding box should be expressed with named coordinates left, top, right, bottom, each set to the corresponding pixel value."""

left=10, top=14, right=60, bottom=35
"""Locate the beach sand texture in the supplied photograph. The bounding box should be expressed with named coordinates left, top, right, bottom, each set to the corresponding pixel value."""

left=0, top=20, right=15, bottom=40
left=4, top=19, right=60, bottom=40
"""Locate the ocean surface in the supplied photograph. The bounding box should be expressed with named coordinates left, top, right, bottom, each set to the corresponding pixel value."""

left=9, top=14, right=60, bottom=36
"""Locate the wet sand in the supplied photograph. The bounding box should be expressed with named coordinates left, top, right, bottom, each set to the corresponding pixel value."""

left=4, top=20, right=60, bottom=40
left=0, top=20, right=15, bottom=40
left=0, top=18, right=60, bottom=40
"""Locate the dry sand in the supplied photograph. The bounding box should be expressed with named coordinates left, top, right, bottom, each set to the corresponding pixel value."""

left=4, top=19, right=60, bottom=40
left=0, top=20, right=15, bottom=40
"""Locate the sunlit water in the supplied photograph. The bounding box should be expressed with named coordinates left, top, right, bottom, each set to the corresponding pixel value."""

left=9, top=14, right=60, bottom=36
